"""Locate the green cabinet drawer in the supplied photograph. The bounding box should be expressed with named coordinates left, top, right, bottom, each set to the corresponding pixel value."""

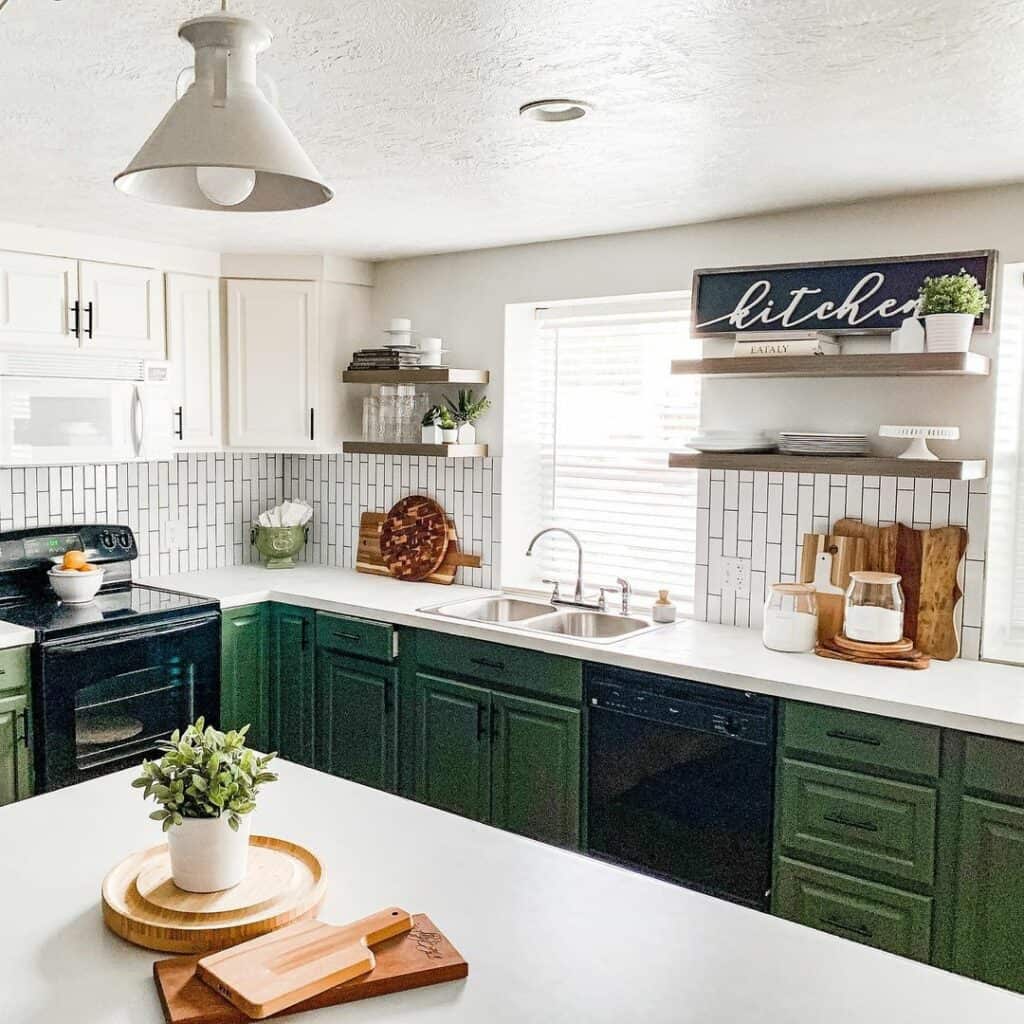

left=963, top=735, right=1024, bottom=802
left=783, top=702, right=941, bottom=779
left=416, top=629, right=582, bottom=703
left=778, top=759, right=937, bottom=886
left=774, top=857, right=933, bottom=962
left=316, top=611, right=395, bottom=663
left=0, top=646, right=30, bottom=694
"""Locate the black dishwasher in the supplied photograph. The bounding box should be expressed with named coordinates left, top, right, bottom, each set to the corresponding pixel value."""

left=586, top=666, right=776, bottom=910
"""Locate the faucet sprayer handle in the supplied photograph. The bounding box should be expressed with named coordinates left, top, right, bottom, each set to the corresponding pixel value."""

left=541, top=578, right=562, bottom=601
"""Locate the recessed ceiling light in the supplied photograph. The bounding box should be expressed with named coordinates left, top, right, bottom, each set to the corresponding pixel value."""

left=518, top=99, right=592, bottom=123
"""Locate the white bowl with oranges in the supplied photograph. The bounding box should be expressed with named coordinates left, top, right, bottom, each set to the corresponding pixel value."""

left=48, top=549, right=104, bottom=604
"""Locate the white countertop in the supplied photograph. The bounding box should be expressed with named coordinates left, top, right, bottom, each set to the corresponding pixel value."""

left=0, top=619, right=36, bottom=650
left=141, top=564, right=1024, bottom=741
left=3, top=760, right=1021, bottom=1024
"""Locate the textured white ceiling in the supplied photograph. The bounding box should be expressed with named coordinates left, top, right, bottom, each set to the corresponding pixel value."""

left=1, top=0, right=1022, bottom=259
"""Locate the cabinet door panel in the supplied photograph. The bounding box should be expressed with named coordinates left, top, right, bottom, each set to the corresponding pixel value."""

left=79, top=261, right=165, bottom=358
left=953, top=797, right=1024, bottom=992
left=226, top=279, right=318, bottom=449
left=491, top=692, right=580, bottom=848
left=270, top=605, right=315, bottom=767
left=0, top=690, right=32, bottom=806
left=220, top=605, right=270, bottom=750
left=0, top=251, right=79, bottom=351
left=317, top=650, right=397, bottom=791
left=166, top=273, right=223, bottom=449
left=413, top=672, right=490, bottom=823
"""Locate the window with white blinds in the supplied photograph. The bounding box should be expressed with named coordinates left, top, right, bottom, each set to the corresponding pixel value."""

left=983, top=264, right=1024, bottom=662
left=516, top=294, right=700, bottom=610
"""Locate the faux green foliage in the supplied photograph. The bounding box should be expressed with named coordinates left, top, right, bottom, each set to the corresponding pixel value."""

left=444, top=388, right=491, bottom=425
left=437, top=406, right=457, bottom=430
left=131, top=718, right=277, bottom=832
left=918, top=269, right=988, bottom=316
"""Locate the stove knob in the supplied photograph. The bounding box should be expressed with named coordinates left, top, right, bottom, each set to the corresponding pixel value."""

left=100, top=531, right=115, bottom=550
left=118, top=531, right=132, bottom=548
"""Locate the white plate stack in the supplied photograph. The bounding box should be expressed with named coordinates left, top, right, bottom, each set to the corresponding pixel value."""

left=686, top=429, right=776, bottom=453
left=778, top=432, right=870, bottom=456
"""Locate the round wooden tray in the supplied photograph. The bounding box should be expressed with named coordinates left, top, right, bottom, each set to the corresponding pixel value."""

left=101, top=835, right=326, bottom=953
left=379, top=495, right=450, bottom=581
left=833, top=634, right=915, bottom=657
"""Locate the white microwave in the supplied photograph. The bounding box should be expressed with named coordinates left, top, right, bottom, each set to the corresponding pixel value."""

left=0, top=361, right=174, bottom=465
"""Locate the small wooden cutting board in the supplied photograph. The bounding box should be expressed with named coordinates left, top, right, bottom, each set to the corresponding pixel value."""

left=154, top=914, right=468, bottom=1024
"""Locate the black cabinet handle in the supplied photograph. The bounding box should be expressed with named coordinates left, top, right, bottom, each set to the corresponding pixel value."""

left=84, top=301, right=94, bottom=339
left=300, top=618, right=309, bottom=650
left=384, top=682, right=393, bottom=715
left=332, top=631, right=362, bottom=644
left=17, top=708, right=29, bottom=748
left=309, top=407, right=315, bottom=441
left=174, top=406, right=184, bottom=440
left=477, top=704, right=487, bottom=740
left=826, top=729, right=882, bottom=748
left=821, top=915, right=872, bottom=939
left=471, top=657, right=504, bottom=672
left=824, top=812, right=879, bottom=833
left=70, top=300, right=81, bottom=339
left=490, top=707, right=501, bottom=741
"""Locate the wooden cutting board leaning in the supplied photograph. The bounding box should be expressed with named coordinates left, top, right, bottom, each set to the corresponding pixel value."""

left=798, top=534, right=867, bottom=641
left=378, top=495, right=451, bottom=581
left=154, top=914, right=469, bottom=1024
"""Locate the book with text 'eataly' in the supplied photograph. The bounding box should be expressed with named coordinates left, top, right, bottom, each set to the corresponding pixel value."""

left=732, top=330, right=840, bottom=357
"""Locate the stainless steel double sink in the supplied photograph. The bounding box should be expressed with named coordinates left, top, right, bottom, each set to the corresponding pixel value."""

left=421, top=595, right=658, bottom=644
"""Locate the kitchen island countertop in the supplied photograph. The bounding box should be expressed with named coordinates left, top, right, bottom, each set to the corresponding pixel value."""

left=139, top=563, right=1024, bottom=742
left=3, top=759, right=1023, bottom=1024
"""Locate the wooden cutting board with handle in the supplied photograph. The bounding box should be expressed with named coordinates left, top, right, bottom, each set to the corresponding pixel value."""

left=154, top=914, right=468, bottom=1024
left=197, top=907, right=414, bottom=1020
left=358, top=511, right=481, bottom=585
left=378, top=496, right=451, bottom=581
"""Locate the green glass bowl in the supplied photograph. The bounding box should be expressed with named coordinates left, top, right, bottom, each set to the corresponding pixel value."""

left=250, top=525, right=309, bottom=569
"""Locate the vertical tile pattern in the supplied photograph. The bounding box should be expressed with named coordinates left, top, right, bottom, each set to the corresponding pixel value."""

left=694, top=469, right=988, bottom=659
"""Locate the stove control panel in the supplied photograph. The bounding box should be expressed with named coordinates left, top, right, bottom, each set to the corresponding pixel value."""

left=0, top=524, right=138, bottom=571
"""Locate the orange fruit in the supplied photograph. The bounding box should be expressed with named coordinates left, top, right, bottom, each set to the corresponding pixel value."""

left=62, top=550, right=86, bottom=570
left=77, top=563, right=98, bottom=573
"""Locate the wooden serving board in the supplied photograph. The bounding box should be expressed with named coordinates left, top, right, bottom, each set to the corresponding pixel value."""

left=102, top=837, right=327, bottom=954
left=379, top=495, right=450, bottom=581
left=358, top=511, right=481, bottom=585
left=154, top=914, right=469, bottom=1024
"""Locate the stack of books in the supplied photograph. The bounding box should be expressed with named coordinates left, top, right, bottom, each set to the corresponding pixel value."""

left=733, top=331, right=840, bottom=357
left=347, top=346, right=421, bottom=370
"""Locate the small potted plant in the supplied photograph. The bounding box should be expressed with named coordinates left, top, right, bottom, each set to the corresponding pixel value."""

left=438, top=406, right=458, bottom=444
left=917, top=269, right=988, bottom=353
left=444, top=389, right=491, bottom=444
left=421, top=405, right=443, bottom=444
left=132, top=718, right=277, bottom=893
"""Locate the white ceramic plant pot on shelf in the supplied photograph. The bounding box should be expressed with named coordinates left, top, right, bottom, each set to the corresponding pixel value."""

left=421, top=423, right=442, bottom=444
left=441, top=428, right=457, bottom=444
left=456, top=422, right=476, bottom=444
left=167, top=814, right=251, bottom=892
left=924, top=313, right=975, bottom=352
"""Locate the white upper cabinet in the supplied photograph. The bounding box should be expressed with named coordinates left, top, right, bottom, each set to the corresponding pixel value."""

left=166, top=273, right=223, bottom=450
left=0, top=251, right=80, bottom=351
left=226, top=278, right=319, bottom=450
left=79, top=261, right=166, bottom=359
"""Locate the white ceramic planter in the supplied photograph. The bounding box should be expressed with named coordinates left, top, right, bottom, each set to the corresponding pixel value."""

left=167, top=814, right=251, bottom=892
left=456, top=422, right=476, bottom=444
left=421, top=423, right=442, bottom=444
left=441, top=428, right=457, bottom=444
left=924, top=313, right=974, bottom=352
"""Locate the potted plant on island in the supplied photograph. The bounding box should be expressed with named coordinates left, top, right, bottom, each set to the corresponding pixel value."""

left=917, top=269, right=989, bottom=353
left=132, top=718, right=277, bottom=893
left=421, top=405, right=443, bottom=444
left=444, top=388, right=491, bottom=444
left=438, top=406, right=458, bottom=444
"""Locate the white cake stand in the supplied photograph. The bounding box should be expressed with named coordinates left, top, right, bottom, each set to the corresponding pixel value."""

left=878, top=425, right=960, bottom=460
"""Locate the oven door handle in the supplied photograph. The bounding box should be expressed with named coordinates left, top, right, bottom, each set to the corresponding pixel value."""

left=43, top=616, right=218, bottom=654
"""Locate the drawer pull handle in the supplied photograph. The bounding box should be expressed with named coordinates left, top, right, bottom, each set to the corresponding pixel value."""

left=826, top=729, right=881, bottom=747
left=332, top=631, right=362, bottom=644
left=824, top=812, right=879, bottom=833
left=471, top=657, right=505, bottom=672
left=821, top=915, right=873, bottom=939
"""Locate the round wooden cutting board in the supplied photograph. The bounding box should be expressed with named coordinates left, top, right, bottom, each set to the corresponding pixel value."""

left=101, top=835, right=326, bottom=953
left=379, top=495, right=450, bottom=581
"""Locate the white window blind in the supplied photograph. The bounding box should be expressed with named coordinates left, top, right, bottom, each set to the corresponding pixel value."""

left=527, top=295, right=701, bottom=610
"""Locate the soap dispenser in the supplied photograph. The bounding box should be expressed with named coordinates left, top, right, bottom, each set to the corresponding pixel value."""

left=652, top=590, right=677, bottom=623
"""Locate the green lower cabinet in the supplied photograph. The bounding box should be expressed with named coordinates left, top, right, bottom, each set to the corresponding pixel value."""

left=952, top=797, right=1024, bottom=993
left=220, top=604, right=270, bottom=750
left=491, top=692, right=580, bottom=849
left=269, top=604, right=316, bottom=766
left=0, top=688, right=32, bottom=807
left=316, top=649, right=398, bottom=792
left=413, top=672, right=491, bottom=822
left=774, top=857, right=933, bottom=962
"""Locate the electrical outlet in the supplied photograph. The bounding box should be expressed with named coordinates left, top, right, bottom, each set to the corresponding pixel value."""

left=721, top=557, right=751, bottom=598
left=161, top=518, right=187, bottom=552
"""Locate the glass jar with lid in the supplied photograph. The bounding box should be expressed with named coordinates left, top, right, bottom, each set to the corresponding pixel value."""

left=762, top=583, right=818, bottom=653
left=844, top=571, right=905, bottom=644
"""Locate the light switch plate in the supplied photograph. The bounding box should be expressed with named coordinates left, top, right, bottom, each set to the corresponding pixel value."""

left=161, top=518, right=187, bottom=552
left=721, top=557, right=751, bottom=598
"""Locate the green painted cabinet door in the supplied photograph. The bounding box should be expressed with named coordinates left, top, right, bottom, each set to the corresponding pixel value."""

left=270, top=604, right=316, bottom=766
left=316, top=649, right=398, bottom=792
left=953, top=797, right=1024, bottom=993
left=413, top=672, right=491, bottom=823
left=491, top=692, right=580, bottom=849
left=0, top=689, right=32, bottom=807
left=220, top=604, right=270, bottom=750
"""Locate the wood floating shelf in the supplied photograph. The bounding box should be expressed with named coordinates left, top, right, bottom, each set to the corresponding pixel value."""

left=343, top=442, right=488, bottom=458
left=340, top=368, right=490, bottom=384
left=669, top=352, right=990, bottom=379
left=667, top=452, right=987, bottom=480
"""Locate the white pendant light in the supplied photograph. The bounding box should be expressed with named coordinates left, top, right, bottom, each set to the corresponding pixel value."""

left=114, top=6, right=332, bottom=212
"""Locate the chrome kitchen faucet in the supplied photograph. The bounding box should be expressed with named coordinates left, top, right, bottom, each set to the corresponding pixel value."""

left=525, top=528, right=631, bottom=614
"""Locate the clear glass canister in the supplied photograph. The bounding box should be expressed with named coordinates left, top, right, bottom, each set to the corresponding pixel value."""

left=762, top=583, right=818, bottom=653
left=844, top=571, right=905, bottom=644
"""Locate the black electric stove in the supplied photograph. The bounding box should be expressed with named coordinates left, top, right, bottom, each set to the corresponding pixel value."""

left=0, top=525, right=221, bottom=791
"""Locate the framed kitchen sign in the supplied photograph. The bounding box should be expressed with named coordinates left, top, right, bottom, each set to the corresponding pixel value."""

left=691, top=250, right=997, bottom=336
